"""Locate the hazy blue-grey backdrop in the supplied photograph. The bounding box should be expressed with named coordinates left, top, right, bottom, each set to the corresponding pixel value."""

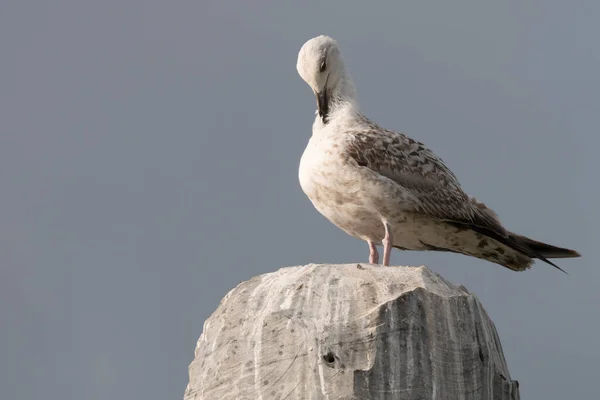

left=2, top=1, right=599, bottom=399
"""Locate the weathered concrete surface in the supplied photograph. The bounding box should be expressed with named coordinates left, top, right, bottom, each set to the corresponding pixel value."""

left=184, top=264, right=520, bottom=400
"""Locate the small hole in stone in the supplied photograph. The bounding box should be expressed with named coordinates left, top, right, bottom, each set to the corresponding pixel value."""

left=323, top=351, right=335, bottom=364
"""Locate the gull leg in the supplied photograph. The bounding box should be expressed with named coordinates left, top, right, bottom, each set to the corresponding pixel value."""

left=382, top=222, right=393, bottom=266
left=368, top=241, right=379, bottom=264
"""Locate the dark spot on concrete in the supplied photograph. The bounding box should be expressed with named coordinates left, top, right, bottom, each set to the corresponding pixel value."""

left=290, top=328, right=295, bottom=333
left=278, top=350, right=283, bottom=355
left=263, top=380, right=269, bottom=385
left=296, top=283, right=303, bottom=290
left=323, top=351, right=336, bottom=365
left=356, top=264, right=364, bottom=270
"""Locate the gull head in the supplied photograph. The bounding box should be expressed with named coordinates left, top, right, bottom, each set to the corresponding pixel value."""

left=297, top=35, right=354, bottom=123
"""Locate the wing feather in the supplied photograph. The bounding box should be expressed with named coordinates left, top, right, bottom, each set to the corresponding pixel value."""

left=346, top=122, right=507, bottom=237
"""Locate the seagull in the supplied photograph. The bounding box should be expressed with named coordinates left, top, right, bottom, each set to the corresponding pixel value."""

left=296, top=35, right=580, bottom=272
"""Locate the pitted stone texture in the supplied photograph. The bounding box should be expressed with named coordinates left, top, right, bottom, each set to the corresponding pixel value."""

left=184, top=264, right=520, bottom=400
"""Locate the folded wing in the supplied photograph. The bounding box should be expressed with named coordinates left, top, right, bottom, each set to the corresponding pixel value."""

left=346, top=125, right=508, bottom=238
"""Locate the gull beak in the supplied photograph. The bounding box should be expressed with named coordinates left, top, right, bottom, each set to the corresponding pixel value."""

left=315, top=89, right=329, bottom=123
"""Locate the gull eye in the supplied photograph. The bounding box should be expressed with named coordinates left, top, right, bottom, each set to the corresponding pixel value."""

left=319, top=60, right=327, bottom=73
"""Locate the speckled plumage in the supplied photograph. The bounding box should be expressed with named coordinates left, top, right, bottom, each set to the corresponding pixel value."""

left=296, top=35, right=580, bottom=271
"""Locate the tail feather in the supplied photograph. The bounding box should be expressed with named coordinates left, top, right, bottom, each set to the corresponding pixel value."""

left=464, top=224, right=580, bottom=274
left=512, top=234, right=581, bottom=259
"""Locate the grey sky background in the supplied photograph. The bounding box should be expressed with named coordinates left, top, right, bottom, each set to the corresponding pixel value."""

left=1, top=1, right=599, bottom=399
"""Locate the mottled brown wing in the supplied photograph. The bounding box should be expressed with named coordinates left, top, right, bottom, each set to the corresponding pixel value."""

left=347, top=128, right=508, bottom=237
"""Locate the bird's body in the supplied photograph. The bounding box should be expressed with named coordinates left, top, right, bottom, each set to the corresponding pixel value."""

left=296, top=35, right=580, bottom=271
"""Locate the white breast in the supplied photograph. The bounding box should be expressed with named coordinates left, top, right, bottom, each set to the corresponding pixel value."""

left=299, top=130, right=376, bottom=239
left=298, top=136, right=323, bottom=196
left=298, top=131, right=346, bottom=200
